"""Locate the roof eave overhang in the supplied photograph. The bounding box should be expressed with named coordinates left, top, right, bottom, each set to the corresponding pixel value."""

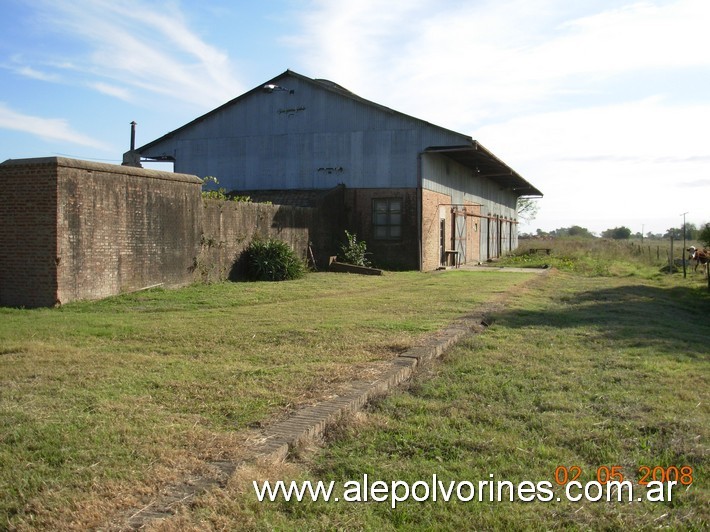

left=424, top=142, right=543, bottom=197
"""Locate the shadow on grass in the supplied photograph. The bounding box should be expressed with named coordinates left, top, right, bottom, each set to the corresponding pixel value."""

left=494, top=282, right=710, bottom=360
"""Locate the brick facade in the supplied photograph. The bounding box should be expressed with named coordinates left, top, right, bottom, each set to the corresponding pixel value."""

left=343, top=188, right=419, bottom=270
left=421, top=189, right=450, bottom=272
left=421, top=188, right=482, bottom=271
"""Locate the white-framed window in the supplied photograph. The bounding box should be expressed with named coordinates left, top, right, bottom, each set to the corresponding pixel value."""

left=373, top=198, right=402, bottom=240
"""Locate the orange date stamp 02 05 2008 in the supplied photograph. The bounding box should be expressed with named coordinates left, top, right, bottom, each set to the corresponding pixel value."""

left=554, top=465, right=694, bottom=487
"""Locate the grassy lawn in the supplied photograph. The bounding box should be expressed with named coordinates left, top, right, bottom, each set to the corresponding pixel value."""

left=177, top=271, right=709, bottom=530
left=0, top=270, right=532, bottom=529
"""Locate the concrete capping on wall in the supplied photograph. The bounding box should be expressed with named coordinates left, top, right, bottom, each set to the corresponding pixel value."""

left=1, top=157, right=202, bottom=185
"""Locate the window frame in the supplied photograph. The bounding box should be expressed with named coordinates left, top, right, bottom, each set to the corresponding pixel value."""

left=372, top=197, right=403, bottom=241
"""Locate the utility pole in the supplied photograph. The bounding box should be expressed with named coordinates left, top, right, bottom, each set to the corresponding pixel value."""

left=681, top=212, right=688, bottom=279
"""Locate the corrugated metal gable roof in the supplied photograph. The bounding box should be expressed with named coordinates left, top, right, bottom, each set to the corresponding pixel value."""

left=137, top=69, right=542, bottom=197
left=137, top=69, right=472, bottom=154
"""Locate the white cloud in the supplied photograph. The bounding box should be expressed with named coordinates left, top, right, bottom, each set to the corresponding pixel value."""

left=30, top=0, right=244, bottom=107
left=678, top=179, right=710, bottom=188
left=290, top=0, right=710, bottom=128
left=89, top=82, right=133, bottom=102
left=14, top=65, right=61, bottom=82
left=552, top=0, right=710, bottom=73
left=289, top=0, right=710, bottom=233
left=3, top=55, right=62, bottom=82
left=0, top=103, right=111, bottom=150
left=476, top=97, right=710, bottom=234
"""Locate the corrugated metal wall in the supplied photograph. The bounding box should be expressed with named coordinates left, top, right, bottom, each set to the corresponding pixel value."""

left=141, top=74, right=467, bottom=192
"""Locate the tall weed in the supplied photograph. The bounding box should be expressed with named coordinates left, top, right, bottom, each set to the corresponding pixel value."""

left=501, top=238, right=699, bottom=279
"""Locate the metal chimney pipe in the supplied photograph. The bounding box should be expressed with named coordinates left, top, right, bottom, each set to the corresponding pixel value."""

left=130, top=121, right=137, bottom=151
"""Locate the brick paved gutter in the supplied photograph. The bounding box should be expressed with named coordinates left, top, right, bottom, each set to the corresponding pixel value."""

left=122, top=268, right=551, bottom=529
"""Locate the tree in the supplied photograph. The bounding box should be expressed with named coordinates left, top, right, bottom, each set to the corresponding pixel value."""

left=547, top=226, right=595, bottom=238
left=567, top=225, right=595, bottom=238
left=664, top=227, right=683, bottom=240
left=699, top=223, right=710, bottom=248
left=517, top=198, right=539, bottom=223
left=602, top=226, right=632, bottom=239
left=685, top=223, right=698, bottom=240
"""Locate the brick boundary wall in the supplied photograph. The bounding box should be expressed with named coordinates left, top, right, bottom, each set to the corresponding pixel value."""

left=0, top=158, right=59, bottom=307
left=55, top=159, right=204, bottom=304
left=197, top=200, right=315, bottom=282
left=1, top=157, right=326, bottom=308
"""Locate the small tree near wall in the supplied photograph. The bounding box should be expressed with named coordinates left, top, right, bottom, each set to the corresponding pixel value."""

left=339, top=231, right=371, bottom=267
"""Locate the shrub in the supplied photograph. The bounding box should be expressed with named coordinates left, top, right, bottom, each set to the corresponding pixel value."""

left=339, top=230, right=371, bottom=267
left=201, top=176, right=252, bottom=202
left=242, top=238, right=306, bottom=281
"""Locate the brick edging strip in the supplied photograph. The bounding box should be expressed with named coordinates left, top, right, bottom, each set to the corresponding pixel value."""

left=122, top=268, right=551, bottom=528
left=252, top=313, right=487, bottom=463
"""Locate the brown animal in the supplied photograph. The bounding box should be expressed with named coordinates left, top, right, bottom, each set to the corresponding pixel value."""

left=687, top=246, right=710, bottom=274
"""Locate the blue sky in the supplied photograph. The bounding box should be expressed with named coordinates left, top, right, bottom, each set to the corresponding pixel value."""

left=1, top=0, right=708, bottom=235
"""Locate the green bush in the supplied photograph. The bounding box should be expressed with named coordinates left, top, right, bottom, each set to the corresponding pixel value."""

left=242, top=238, right=306, bottom=281
left=201, top=176, right=252, bottom=202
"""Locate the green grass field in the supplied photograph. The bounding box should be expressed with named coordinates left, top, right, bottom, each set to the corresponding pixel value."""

left=182, top=271, right=709, bottom=530
left=0, top=270, right=532, bottom=529
left=501, top=237, right=707, bottom=279
left=1, top=239, right=708, bottom=530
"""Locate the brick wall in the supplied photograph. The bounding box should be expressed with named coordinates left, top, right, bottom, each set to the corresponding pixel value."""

left=343, top=188, right=419, bottom=270
left=54, top=159, right=204, bottom=303
left=421, top=189, right=451, bottom=271
left=420, top=190, right=485, bottom=270
left=0, top=159, right=59, bottom=307
left=1, top=157, right=328, bottom=307
left=197, top=200, right=315, bottom=282
left=464, top=202, right=482, bottom=265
